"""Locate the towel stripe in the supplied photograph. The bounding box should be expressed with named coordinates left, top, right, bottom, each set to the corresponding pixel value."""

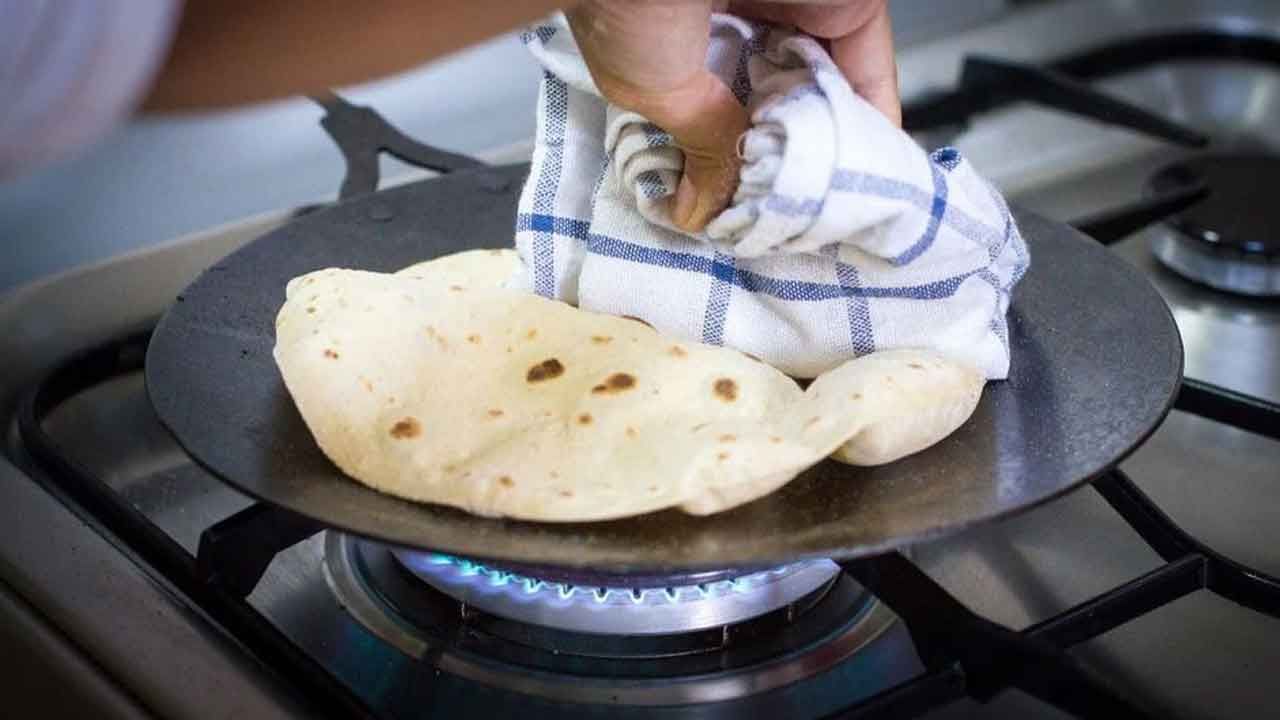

left=531, top=73, right=568, bottom=297
left=825, top=245, right=876, bottom=355
left=890, top=162, right=949, bottom=265
left=702, top=251, right=735, bottom=344
left=517, top=213, right=979, bottom=302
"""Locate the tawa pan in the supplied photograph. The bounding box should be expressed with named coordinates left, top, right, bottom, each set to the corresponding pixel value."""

left=145, top=162, right=1182, bottom=573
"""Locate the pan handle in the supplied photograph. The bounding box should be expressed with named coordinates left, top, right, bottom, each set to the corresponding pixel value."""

left=310, top=90, right=487, bottom=202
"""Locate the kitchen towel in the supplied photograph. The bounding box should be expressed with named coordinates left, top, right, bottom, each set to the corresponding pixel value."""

left=509, top=12, right=1029, bottom=379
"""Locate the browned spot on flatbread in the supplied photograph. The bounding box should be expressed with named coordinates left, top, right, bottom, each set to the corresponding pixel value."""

left=498, top=475, right=514, bottom=488
left=487, top=409, right=505, bottom=418
left=526, top=328, right=538, bottom=339
left=718, top=434, right=736, bottom=443
left=908, top=362, right=924, bottom=370
left=804, top=416, right=821, bottom=429
left=691, top=422, right=709, bottom=433
left=389, top=417, right=421, bottom=439
left=467, top=334, right=482, bottom=344
left=443, top=464, right=457, bottom=473
left=304, top=277, right=315, bottom=285
left=625, top=426, right=638, bottom=438
left=306, top=307, right=316, bottom=314
left=717, top=451, right=731, bottom=461
left=489, top=249, right=504, bottom=256
left=851, top=392, right=863, bottom=400
left=668, top=345, right=687, bottom=358
left=362, top=379, right=374, bottom=392
left=558, top=489, right=574, bottom=498
left=422, top=325, right=449, bottom=348
left=769, top=436, right=782, bottom=444
left=713, top=378, right=738, bottom=402
left=591, top=335, right=613, bottom=344
left=549, top=470, right=560, bottom=479
left=576, top=413, right=593, bottom=425
left=526, top=358, right=565, bottom=383
left=590, top=372, right=636, bottom=395
left=323, top=349, right=340, bottom=359
left=449, top=285, right=464, bottom=292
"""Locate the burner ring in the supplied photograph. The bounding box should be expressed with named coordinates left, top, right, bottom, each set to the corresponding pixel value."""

left=448, top=558, right=761, bottom=589
left=1147, top=154, right=1280, bottom=258
left=1146, top=153, right=1280, bottom=297
left=392, top=549, right=842, bottom=636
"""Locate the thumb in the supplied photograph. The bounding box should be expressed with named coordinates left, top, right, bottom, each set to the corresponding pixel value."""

left=565, top=1, right=748, bottom=232
left=658, top=72, right=750, bottom=232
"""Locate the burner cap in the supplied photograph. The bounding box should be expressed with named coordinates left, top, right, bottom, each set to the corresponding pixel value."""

left=1147, top=154, right=1280, bottom=296
left=1148, top=154, right=1279, bottom=256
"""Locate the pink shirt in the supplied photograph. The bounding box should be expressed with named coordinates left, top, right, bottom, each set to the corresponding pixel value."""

left=1, top=0, right=181, bottom=181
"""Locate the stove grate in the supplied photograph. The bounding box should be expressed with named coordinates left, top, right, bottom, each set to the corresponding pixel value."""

left=17, top=293, right=1280, bottom=720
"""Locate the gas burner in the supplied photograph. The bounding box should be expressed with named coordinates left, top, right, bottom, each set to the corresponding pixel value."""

left=323, top=533, right=896, bottom=705
left=393, top=549, right=842, bottom=636
left=1147, top=154, right=1280, bottom=296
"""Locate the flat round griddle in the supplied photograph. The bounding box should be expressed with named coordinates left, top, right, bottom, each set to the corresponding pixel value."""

left=146, top=162, right=1183, bottom=573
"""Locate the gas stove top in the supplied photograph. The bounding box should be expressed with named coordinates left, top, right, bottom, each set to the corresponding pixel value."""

left=3, top=1, right=1280, bottom=718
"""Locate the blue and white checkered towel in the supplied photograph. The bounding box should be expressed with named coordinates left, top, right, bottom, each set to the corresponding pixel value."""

left=509, top=13, right=1029, bottom=380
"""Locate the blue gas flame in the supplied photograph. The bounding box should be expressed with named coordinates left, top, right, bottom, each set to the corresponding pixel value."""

left=404, top=552, right=801, bottom=607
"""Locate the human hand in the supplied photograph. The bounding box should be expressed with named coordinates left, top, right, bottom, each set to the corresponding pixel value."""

left=565, top=0, right=898, bottom=232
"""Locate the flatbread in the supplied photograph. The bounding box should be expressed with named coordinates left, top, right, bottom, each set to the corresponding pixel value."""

left=820, top=351, right=984, bottom=466
left=393, top=248, right=523, bottom=286
left=273, top=250, right=984, bottom=521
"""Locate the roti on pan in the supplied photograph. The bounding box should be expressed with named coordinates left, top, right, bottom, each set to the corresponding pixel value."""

left=272, top=249, right=983, bottom=522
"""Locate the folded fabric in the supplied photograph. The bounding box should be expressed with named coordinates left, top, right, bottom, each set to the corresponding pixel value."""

left=509, top=13, right=1029, bottom=380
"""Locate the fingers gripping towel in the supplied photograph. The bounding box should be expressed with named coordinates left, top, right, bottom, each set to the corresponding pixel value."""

left=509, top=13, right=1030, bottom=380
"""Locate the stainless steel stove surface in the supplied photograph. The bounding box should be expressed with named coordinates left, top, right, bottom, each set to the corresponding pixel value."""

left=3, top=1, right=1280, bottom=718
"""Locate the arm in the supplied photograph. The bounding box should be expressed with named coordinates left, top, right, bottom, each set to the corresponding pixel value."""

left=141, top=0, right=569, bottom=112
